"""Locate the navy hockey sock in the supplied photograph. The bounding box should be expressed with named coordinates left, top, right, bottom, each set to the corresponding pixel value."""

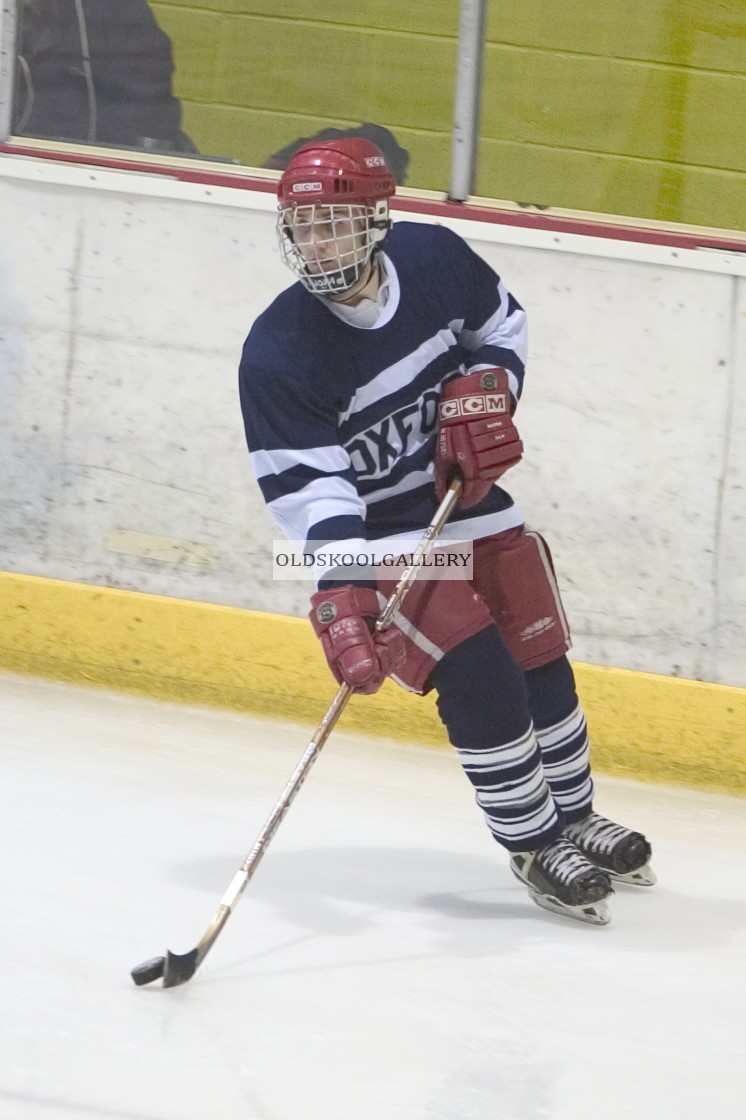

left=524, top=656, right=593, bottom=825
left=429, top=628, right=564, bottom=852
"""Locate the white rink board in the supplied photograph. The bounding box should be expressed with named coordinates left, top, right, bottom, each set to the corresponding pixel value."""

left=1, top=673, right=745, bottom=1120
left=0, top=156, right=745, bottom=684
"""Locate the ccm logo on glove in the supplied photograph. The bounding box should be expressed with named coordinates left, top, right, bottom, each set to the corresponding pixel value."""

left=435, top=368, right=523, bottom=509
left=439, top=390, right=508, bottom=420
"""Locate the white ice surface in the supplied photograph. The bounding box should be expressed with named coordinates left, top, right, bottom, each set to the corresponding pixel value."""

left=1, top=673, right=745, bottom=1120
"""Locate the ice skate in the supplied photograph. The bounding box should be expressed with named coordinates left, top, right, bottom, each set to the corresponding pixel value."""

left=510, top=836, right=613, bottom=926
left=564, top=812, right=656, bottom=886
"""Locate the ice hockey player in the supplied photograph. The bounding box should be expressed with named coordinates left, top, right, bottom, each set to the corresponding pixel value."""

left=238, top=138, right=655, bottom=926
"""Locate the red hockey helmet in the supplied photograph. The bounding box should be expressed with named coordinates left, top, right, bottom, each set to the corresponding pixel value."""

left=276, top=139, right=397, bottom=296
left=277, top=137, right=397, bottom=210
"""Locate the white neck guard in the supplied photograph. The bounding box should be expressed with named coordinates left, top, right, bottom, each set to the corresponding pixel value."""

left=321, top=253, right=400, bottom=330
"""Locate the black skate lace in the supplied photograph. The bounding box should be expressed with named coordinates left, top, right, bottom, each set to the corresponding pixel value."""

left=538, top=838, right=596, bottom=885
left=567, top=813, right=632, bottom=856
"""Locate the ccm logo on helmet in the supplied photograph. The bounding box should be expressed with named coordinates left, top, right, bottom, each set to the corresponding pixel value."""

left=439, top=393, right=508, bottom=420
left=364, top=156, right=386, bottom=167
left=291, top=181, right=323, bottom=193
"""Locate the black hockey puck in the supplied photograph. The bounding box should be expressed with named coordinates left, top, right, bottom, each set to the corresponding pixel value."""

left=131, top=956, right=166, bottom=986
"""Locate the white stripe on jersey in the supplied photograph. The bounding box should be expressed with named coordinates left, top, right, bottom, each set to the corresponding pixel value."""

left=316, top=509, right=521, bottom=564
left=309, top=525, right=468, bottom=583
left=270, top=473, right=525, bottom=563
left=469, top=361, right=520, bottom=401
left=363, top=466, right=434, bottom=505
left=459, top=279, right=528, bottom=362
left=436, top=505, right=525, bottom=542
left=339, top=326, right=460, bottom=421
left=250, top=444, right=350, bottom=479
left=267, top=475, right=365, bottom=542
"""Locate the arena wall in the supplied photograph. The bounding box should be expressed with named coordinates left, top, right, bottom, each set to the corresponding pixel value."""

left=149, top=0, right=746, bottom=229
left=1, top=151, right=745, bottom=792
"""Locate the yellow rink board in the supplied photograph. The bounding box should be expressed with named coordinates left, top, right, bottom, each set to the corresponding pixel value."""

left=1, top=571, right=744, bottom=796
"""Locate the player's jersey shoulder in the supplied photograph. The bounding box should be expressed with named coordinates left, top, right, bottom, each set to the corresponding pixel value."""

left=385, top=221, right=486, bottom=295
left=245, top=282, right=319, bottom=352
left=240, top=282, right=350, bottom=411
left=386, top=219, right=465, bottom=261
left=242, top=282, right=332, bottom=367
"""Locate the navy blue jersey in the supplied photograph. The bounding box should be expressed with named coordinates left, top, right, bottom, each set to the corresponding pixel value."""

left=239, top=221, right=528, bottom=580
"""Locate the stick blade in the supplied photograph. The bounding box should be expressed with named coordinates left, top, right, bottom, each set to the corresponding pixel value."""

left=162, top=948, right=200, bottom=988
left=130, top=956, right=166, bottom=987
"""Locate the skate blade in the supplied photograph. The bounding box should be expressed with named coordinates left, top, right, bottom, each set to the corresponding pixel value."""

left=608, top=863, right=656, bottom=887
left=530, top=890, right=611, bottom=927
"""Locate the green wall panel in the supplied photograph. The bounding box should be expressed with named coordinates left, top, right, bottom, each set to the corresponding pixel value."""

left=486, top=0, right=746, bottom=72
left=182, top=103, right=451, bottom=189
left=482, top=48, right=746, bottom=172
left=477, top=139, right=746, bottom=230
left=682, top=73, right=746, bottom=170
left=153, top=0, right=460, bottom=38
left=150, top=6, right=222, bottom=104
left=678, top=165, right=746, bottom=231
left=212, top=19, right=454, bottom=125
left=149, top=2, right=746, bottom=231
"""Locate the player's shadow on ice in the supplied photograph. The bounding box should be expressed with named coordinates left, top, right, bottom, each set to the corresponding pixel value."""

left=169, top=845, right=746, bottom=957
left=172, top=845, right=517, bottom=943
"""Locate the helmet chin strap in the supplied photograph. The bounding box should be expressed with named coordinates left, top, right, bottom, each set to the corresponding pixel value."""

left=325, top=256, right=381, bottom=304
left=306, top=260, right=364, bottom=297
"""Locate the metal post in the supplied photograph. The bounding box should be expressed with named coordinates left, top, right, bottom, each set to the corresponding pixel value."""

left=0, top=0, right=18, bottom=141
left=449, top=0, right=487, bottom=202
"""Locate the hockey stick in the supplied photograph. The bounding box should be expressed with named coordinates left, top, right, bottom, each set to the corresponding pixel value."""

left=131, top=477, right=463, bottom=988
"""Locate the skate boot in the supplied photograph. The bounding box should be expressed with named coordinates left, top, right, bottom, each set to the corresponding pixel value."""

left=564, top=812, right=656, bottom=886
left=510, top=836, right=613, bottom=926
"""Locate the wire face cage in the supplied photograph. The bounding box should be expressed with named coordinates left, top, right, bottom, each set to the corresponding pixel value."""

left=277, top=201, right=388, bottom=295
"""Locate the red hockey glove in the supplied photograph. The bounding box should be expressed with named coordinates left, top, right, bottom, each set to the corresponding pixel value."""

left=435, top=368, right=524, bottom=509
left=309, top=586, right=405, bottom=695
